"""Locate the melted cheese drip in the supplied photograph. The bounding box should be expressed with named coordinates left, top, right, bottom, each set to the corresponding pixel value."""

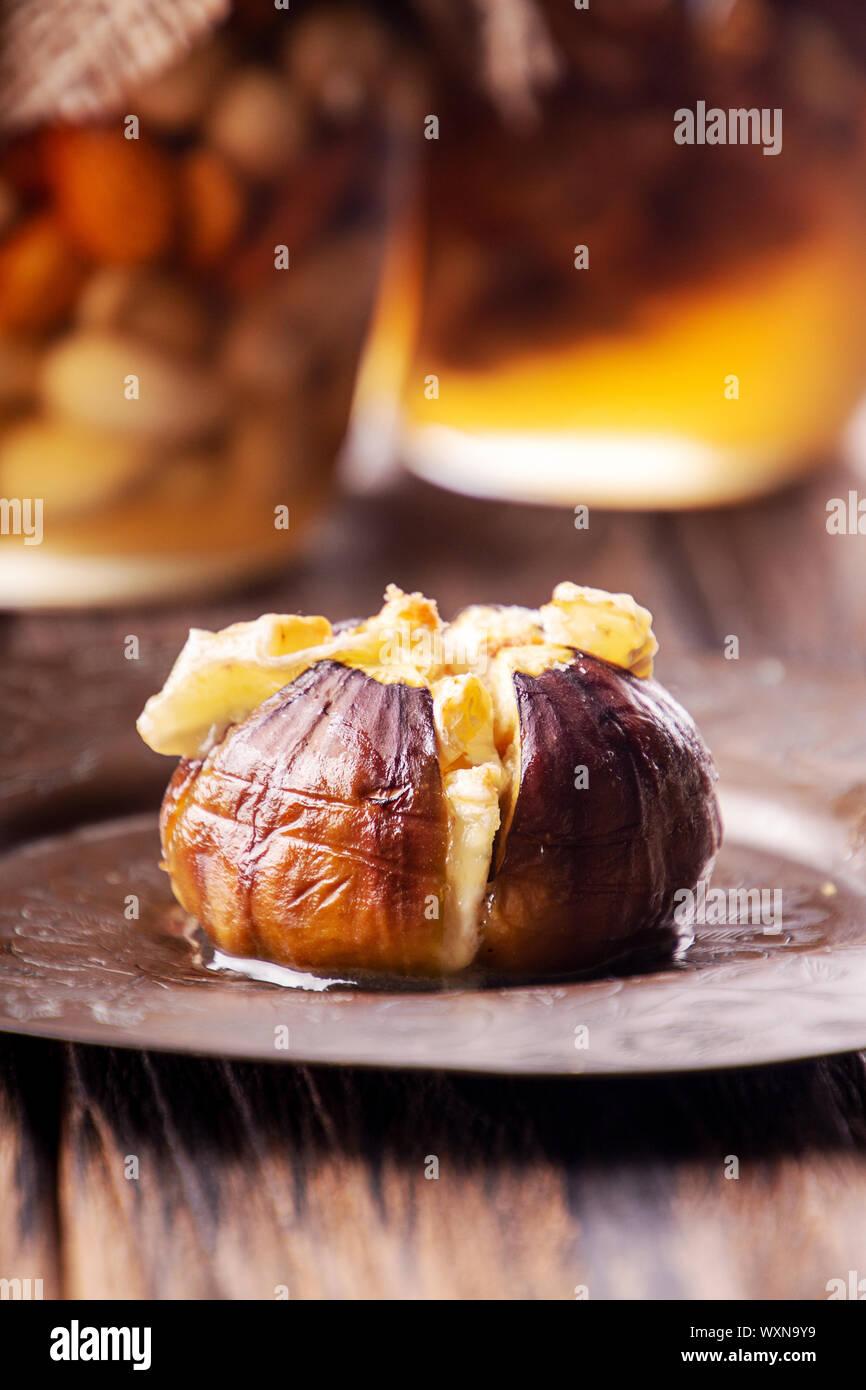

left=431, top=674, right=504, bottom=969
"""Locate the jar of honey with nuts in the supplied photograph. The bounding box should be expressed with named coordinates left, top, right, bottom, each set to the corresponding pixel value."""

left=379, top=0, right=866, bottom=508
left=0, top=2, right=398, bottom=604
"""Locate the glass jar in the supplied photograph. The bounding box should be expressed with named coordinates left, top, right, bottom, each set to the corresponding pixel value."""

left=0, top=2, right=395, bottom=604
left=387, top=0, right=866, bottom=507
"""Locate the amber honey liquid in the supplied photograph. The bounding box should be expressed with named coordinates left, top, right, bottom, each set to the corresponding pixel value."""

left=356, top=3, right=866, bottom=509
left=369, top=180, right=866, bottom=509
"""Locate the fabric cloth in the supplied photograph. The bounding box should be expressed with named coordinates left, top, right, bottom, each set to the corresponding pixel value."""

left=0, top=0, right=229, bottom=133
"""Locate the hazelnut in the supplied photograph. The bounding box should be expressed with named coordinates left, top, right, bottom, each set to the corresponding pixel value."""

left=77, top=268, right=211, bottom=358
left=206, top=68, right=306, bottom=181
left=40, top=330, right=226, bottom=445
left=130, top=38, right=230, bottom=132
left=139, top=585, right=720, bottom=978
left=284, top=7, right=390, bottom=118
left=0, top=418, right=151, bottom=516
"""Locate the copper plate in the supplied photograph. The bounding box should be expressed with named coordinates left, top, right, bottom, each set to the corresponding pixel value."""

left=1, top=660, right=865, bottom=1074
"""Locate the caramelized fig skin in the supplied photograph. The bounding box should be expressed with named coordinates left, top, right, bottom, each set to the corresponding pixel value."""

left=480, top=655, right=721, bottom=974
left=160, top=661, right=451, bottom=975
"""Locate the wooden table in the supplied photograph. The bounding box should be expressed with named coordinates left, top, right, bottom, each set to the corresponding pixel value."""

left=2, top=463, right=866, bottom=1300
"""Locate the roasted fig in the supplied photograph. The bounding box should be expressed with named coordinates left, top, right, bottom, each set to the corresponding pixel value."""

left=138, top=583, right=721, bottom=977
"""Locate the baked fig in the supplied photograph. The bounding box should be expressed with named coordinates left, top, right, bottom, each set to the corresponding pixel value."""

left=138, top=583, right=721, bottom=978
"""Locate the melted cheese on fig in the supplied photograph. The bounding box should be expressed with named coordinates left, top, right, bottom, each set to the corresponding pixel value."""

left=432, top=674, right=499, bottom=770
left=137, top=612, right=334, bottom=758
left=438, top=765, right=502, bottom=970
left=432, top=674, right=504, bottom=970
left=541, top=583, right=657, bottom=679
left=329, top=584, right=444, bottom=687
left=137, top=587, right=443, bottom=757
left=445, top=604, right=543, bottom=667
left=138, top=581, right=657, bottom=758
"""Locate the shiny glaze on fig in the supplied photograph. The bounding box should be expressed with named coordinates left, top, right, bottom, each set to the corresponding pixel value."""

left=161, top=660, right=450, bottom=975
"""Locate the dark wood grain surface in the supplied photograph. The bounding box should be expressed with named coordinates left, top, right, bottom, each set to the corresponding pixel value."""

left=2, top=462, right=866, bottom=1300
